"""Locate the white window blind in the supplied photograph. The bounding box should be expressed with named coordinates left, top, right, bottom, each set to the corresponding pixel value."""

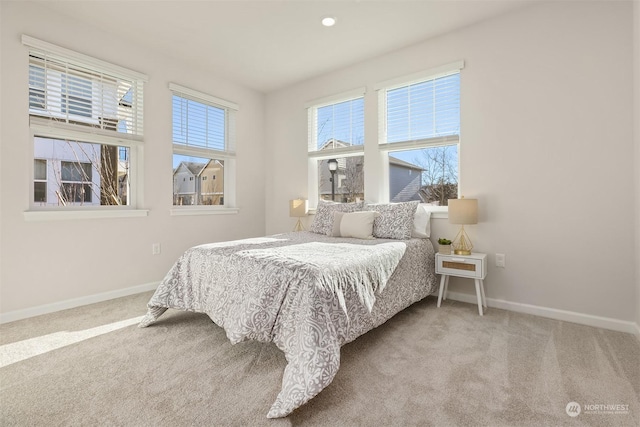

left=386, top=73, right=460, bottom=143
left=23, top=36, right=146, bottom=142
left=307, top=88, right=365, bottom=157
left=170, top=83, right=237, bottom=157
left=378, top=61, right=463, bottom=150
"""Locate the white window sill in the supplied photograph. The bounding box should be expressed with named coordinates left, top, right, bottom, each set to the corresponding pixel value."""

left=170, top=207, right=239, bottom=216
left=307, top=206, right=449, bottom=219
left=427, top=207, right=449, bottom=219
left=24, top=209, right=149, bottom=222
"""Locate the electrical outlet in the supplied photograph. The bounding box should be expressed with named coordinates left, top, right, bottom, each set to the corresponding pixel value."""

left=496, top=253, right=505, bottom=268
left=152, top=243, right=161, bottom=255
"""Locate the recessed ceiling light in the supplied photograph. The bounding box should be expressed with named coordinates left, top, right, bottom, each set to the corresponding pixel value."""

left=321, top=16, right=336, bottom=27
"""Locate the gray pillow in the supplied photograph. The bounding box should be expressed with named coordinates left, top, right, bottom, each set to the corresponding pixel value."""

left=365, top=201, right=420, bottom=240
left=310, top=200, right=364, bottom=235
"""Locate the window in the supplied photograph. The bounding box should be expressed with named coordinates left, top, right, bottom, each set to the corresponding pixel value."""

left=118, top=147, right=128, bottom=161
left=28, top=65, right=45, bottom=110
left=307, top=88, right=365, bottom=206
left=34, top=159, right=47, bottom=203
left=61, top=161, right=93, bottom=203
left=170, top=83, right=238, bottom=210
left=314, top=98, right=364, bottom=150
left=23, top=35, right=147, bottom=211
left=378, top=62, right=463, bottom=205
left=34, top=137, right=130, bottom=206
left=60, top=74, right=93, bottom=118
left=317, top=156, right=364, bottom=203
left=387, top=146, right=458, bottom=205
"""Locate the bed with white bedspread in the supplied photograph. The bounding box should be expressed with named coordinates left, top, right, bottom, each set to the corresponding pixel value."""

left=140, top=229, right=436, bottom=418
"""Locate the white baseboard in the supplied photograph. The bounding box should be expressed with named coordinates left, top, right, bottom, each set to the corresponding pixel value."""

left=442, top=290, right=639, bottom=335
left=2, top=283, right=639, bottom=337
left=0, top=282, right=159, bottom=324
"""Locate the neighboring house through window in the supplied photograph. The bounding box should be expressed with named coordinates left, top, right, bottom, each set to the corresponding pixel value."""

left=23, top=35, right=146, bottom=209
left=170, top=83, right=237, bottom=210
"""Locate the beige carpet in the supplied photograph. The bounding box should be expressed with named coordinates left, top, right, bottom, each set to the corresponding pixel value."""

left=1, top=292, right=638, bottom=427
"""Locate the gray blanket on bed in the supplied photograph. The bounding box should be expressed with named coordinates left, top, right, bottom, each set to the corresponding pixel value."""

left=139, top=232, right=436, bottom=418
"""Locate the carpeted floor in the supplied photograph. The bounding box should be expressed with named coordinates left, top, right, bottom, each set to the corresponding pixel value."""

left=1, top=292, right=638, bottom=426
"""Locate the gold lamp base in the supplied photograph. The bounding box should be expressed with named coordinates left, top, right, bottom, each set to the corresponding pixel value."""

left=293, top=218, right=305, bottom=232
left=452, top=225, right=473, bottom=255
left=454, top=249, right=472, bottom=255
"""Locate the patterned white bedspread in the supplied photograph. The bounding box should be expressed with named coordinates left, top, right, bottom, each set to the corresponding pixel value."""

left=139, top=232, right=436, bottom=418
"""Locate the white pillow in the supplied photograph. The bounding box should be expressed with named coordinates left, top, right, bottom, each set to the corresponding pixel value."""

left=412, top=204, right=432, bottom=238
left=331, top=211, right=378, bottom=239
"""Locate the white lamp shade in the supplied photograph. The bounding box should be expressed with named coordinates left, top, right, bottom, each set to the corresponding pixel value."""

left=289, top=199, right=308, bottom=217
left=448, top=198, right=478, bottom=225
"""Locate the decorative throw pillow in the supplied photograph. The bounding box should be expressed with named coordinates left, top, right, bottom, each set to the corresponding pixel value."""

left=310, top=200, right=364, bottom=235
left=366, top=201, right=420, bottom=240
left=330, top=211, right=378, bottom=239
left=412, top=204, right=432, bottom=238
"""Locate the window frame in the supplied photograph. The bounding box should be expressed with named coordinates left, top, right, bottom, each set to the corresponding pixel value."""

left=169, top=83, right=239, bottom=215
left=33, top=158, right=47, bottom=204
left=307, top=87, right=366, bottom=208
left=22, top=35, right=149, bottom=220
left=60, top=161, right=94, bottom=204
left=28, top=132, right=141, bottom=213
left=375, top=61, right=464, bottom=208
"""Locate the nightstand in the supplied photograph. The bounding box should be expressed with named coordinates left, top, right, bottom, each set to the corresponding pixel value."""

left=436, top=252, right=488, bottom=315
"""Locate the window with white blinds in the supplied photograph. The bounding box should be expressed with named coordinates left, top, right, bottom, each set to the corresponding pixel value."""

left=172, top=95, right=227, bottom=152
left=22, top=35, right=147, bottom=211
left=377, top=61, right=463, bottom=205
left=170, top=83, right=238, bottom=210
left=307, top=88, right=365, bottom=157
left=307, top=88, right=366, bottom=205
left=386, top=73, right=460, bottom=144
left=379, top=65, right=461, bottom=150
left=170, top=83, right=237, bottom=155
left=24, top=36, right=145, bottom=140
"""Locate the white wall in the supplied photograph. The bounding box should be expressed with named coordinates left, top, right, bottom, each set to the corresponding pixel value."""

left=0, top=2, right=266, bottom=315
left=265, top=1, right=636, bottom=322
left=634, top=1, right=640, bottom=330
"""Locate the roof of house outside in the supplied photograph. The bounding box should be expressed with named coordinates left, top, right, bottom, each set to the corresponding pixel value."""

left=173, top=161, right=207, bottom=177
left=318, top=138, right=352, bottom=151
left=183, top=162, right=207, bottom=175
left=389, top=155, right=424, bottom=171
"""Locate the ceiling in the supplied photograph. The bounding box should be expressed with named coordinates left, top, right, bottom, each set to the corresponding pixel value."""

left=37, top=0, right=534, bottom=93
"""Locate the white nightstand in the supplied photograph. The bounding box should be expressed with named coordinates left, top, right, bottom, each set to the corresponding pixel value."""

left=436, top=252, right=488, bottom=315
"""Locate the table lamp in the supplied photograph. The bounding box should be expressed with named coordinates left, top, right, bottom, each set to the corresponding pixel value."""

left=289, top=199, right=308, bottom=231
left=448, top=196, right=478, bottom=255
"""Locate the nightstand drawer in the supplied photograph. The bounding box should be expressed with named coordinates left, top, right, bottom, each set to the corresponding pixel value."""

left=436, top=255, right=486, bottom=279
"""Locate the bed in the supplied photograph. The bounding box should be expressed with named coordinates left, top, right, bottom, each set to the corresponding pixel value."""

left=140, top=202, right=437, bottom=418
